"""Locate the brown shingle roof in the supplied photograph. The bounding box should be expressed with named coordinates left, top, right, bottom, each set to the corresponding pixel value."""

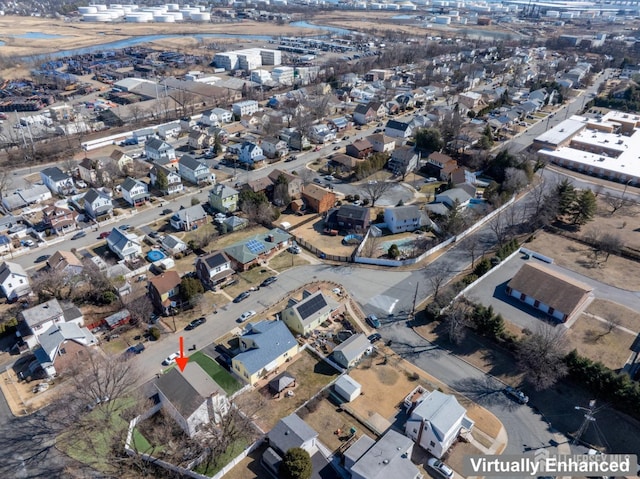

left=149, top=270, right=181, bottom=295
left=302, top=183, right=331, bottom=201
left=507, top=263, right=592, bottom=316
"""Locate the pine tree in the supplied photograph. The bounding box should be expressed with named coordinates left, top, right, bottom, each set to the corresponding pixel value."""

left=571, top=189, right=597, bottom=226
left=555, top=179, right=577, bottom=216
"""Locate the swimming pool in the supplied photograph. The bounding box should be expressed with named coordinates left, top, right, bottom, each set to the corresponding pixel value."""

left=380, top=237, right=416, bottom=252
left=147, top=250, right=166, bottom=262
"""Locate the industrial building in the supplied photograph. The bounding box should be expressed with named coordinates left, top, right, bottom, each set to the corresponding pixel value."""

left=213, top=48, right=282, bottom=72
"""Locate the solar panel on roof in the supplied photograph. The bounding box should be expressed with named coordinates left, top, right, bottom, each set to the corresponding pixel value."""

left=246, top=239, right=265, bottom=254
left=297, top=294, right=328, bottom=320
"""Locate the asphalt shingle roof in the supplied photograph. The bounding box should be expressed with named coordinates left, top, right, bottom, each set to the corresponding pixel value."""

left=234, top=320, right=297, bottom=376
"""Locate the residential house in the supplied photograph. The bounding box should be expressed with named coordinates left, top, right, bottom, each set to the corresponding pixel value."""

left=3, top=185, right=52, bottom=212
left=83, top=188, right=113, bottom=220
left=106, top=227, right=142, bottom=261
left=187, top=130, right=214, bottom=151
left=326, top=205, right=370, bottom=233
left=309, top=124, right=336, bottom=144
left=268, top=169, right=303, bottom=200
left=40, top=167, right=75, bottom=195
left=384, top=205, right=422, bottom=233
left=368, top=133, right=396, bottom=154
left=246, top=176, right=273, bottom=195
left=0, top=235, right=11, bottom=254
left=209, top=184, right=239, bottom=213
left=223, top=215, right=248, bottom=232
left=330, top=154, right=361, bottom=174
left=33, top=322, right=97, bottom=378
left=212, top=107, right=232, bottom=123
left=328, top=116, right=350, bottom=132
left=223, top=228, right=291, bottom=271
left=385, top=120, right=413, bottom=139
left=199, top=109, right=222, bottom=127
left=345, top=430, right=422, bottom=479
left=120, top=177, right=150, bottom=206
left=161, top=235, right=187, bottom=255
left=133, top=127, right=156, bottom=143
left=195, top=251, right=234, bottom=289
left=41, top=205, right=78, bottom=235
left=450, top=167, right=476, bottom=187
left=170, top=204, right=208, bottom=231
left=262, top=414, right=335, bottom=479
left=238, top=142, right=266, bottom=166
left=150, top=165, right=184, bottom=196
left=46, top=251, right=83, bottom=276
left=261, top=137, right=289, bottom=159
left=302, top=184, right=336, bottom=214
left=145, top=138, right=176, bottom=166
left=178, top=155, right=213, bottom=185
left=285, top=131, right=311, bottom=151
left=332, top=333, right=372, bottom=369
left=148, top=270, right=181, bottom=315
left=109, top=149, right=133, bottom=174
left=232, top=100, right=259, bottom=117
left=232, top=320, right=299, bottom=385
left=435, top=183, right=475, bottom=209
left=16, top=299, right=84, bottom=349
left=405, top=388, right=474, bottom=459
left=155, top=363, right=230, bottom=437
left=427, top=152, right=458, bottom=181
left=388, top=146, right=419, bottom=176
left=282, top=290, right=337, bottom=335
left=506, top=262, right=593, bottom=323
left=0, top=261, right=31, bottom=301
left=458, top=91, right=484, bottom=110
left=346, top=139, right=374, bottom=159
left=353, top=103, right=378, bottom=125
left=78, top=157, right=109, bottom=186
left=156, top=122, right=181, bottom=140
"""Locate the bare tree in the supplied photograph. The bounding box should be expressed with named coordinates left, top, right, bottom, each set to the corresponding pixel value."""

left=359, top=176, right=394, bottom=207
left=604, top=314, right=621, bottom=335
left=30, top=267, right=73, bottom=301
left=428, top=265, right=450, bottom=302
left=442, top=300, right=470, bottom=345
left=599, top=232, right=623, bottom=262
left=461, top=237, right=479, bottom=268
left=361, top=234, right=382, bottom=258
left=503, top=167, right=528, bottom=193
left=603, top=192, right=635, bottom=217
left=517, top=324, right=568, bottom=390
left=488, top=209, right=509, bottom=246
left=122, top=294, right=154, bottom=325
left=296, top=168, right=315, bottom=186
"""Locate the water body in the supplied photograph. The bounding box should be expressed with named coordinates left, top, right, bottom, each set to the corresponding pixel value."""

left=392, top=14, right=417, bottom=20
left=289, top=21, right=354, bottom=36
left=13, top=32, right=68, bottom=39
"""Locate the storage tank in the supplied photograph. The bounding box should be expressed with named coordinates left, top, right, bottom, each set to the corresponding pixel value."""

left=94, top=4, right=108, bottom=11
left=166, top=3, right=180, bottom=11
left=168, top=11, right=183, bottom=21
left=126, top=12, right=152, bottom=21
left=82, top=13, right=113, bottom=21
left=103, top=9, right=125, bottom=19
left=79, top=6, right=98, bottom=14
left=190, top=12, right=211, bottom=21
left=154, top=14, right=175, bottom=22
left=546, top=10, right=560, bottom=18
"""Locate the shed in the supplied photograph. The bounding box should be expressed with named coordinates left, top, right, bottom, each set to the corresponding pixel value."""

left=104, top=309, right=131, bottom=329
left=269, top=371, right=296, bottom=395
left=334, top=374, right=361, bottom=402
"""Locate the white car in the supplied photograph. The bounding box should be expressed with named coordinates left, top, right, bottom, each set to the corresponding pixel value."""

left=238, top=310, right=256, bottom=323
left=427, top=458, right=454, bottom=479
left=162, top=352, right=179, bottom=366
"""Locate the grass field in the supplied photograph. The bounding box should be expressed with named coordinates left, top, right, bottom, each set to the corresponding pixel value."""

left=268, top=250, right=311, bottom=272
left=190, top=351, right=242, bottom=395
left=194, top=438, right=249, bottom=476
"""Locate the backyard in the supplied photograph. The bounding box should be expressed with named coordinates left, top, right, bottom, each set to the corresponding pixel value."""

left=189, top=350, right=242, bottom=395
left=291, top=217, right=363, bottom=258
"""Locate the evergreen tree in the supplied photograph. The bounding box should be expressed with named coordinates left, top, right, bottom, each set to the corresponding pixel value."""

left=155, top=168, right=169, bottom=192
left=571, top=189, right=597, bottom=226
left=555, top=179, right=577, bottom=216
left=280, top=448, right=312, bottom=479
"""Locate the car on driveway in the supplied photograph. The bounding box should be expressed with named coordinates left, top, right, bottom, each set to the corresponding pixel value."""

left=366, top=315, right=381, bottom=328
left=71, top=231, right=86, bottom=240
left=238, top=310, right=256, bottom=322
left=288, top=246, right=301, bottom=254
left=368, top=333, right=382, bottom=343
left=162, top=352, right=179, bottom=366
left=185, top=317, right=207, bottom=331
left=427, top=459, right=454, bottom=479
left=233, top=291, right=251, bottom=303
left=261, top=276, right=278, bottom=287
left=504, top=386, right=529, bottom=404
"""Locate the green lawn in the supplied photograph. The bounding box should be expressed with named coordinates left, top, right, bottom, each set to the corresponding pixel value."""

left=190, top=351, right=242, bottom=395
left=193, top=438, right=249, bottom=476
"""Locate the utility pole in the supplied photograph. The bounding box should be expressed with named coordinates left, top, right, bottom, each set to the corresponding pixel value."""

left=573, top=399, right=599, bottom=445
left=410, top=282, right=419, bottom=323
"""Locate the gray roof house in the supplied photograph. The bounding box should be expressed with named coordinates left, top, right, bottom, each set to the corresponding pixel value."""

left=223, top=228, right=291, bottom=271
left=106, top=227, right=142, bottom=261
left=383, top=205, right=422, bottom=233
left=332, top=333, right=372, bottom=369
left=83, top=188, right=113, bottom=219
left=33, top=322, right=97, bottom=377
left=170, top=204, right=208, bottom=231
left=0, top=261, right=31, bottom=302
left=145, top=137, right=176, bottom=164
left=40, top=167, right=75, bottom=195
left=388, top=146, right=419, bottom=177
left=345, top=430, right=422, bottom=479
left=209, top=183, right=239, bottom=213
left=161, top=234, right=187, bottom=255
left=282, top=290, right=335, bottom=335
left=155, top=362, right=230, bottom=437
left=434, top=184, right=475, bottom=209
left=17, top=299, right=84, bottom=350
left=120, top=177, right=150, bottom=206
left=178, top=154, right=213, bottom=185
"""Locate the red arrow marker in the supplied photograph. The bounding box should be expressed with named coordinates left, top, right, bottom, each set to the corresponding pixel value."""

left=175, top=336, right=189, bottom=372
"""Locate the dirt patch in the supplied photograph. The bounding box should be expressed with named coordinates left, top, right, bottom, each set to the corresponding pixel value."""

left=526, top=231, right=640, bottom=290
left=302, top=398, right=369, bottom=453
left=586, top=299, right=640, bottom=333
left=291, top=218, right=360, bottom=257
left=445, top=441, right=483, bottom=474
left=267, top=250, right=311, bottom=272
left=567, top=314, right=636, bottom=370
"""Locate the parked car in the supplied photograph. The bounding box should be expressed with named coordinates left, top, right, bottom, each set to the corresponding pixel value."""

left=35, top=254, right=51, bottom=263
left=162, top=208, right=173, bottom=215
left=313, top=178, right=322, bottom=184
left=99, top=231, right=110, bottom=239
left=288, top=246, right=301, bottom=254
left=21, top=239, right=35, bottom=247
left=119, top=224, right=131, bottom=230
left=368, top=333, right=382, bottom=343
left=261, top=276, right=278, bottom=287
left=71, top=231, right=86, bottom=240
left=333, top=145, right=341, bottom=150
left=185, top=317, right=207, bottom=331
left=427, top=459, right=454, bottom=479
left=162, top=352, right=179, bottom=366
left=324, top=175, right=335, bottom=181
left=233, top=291, right=251, bottom=303
left=125, top=343, right=145, bottom=355
left=366, top=314, right=381, bottom=328
left=504, top=386, right=529, bottom=404
left=238, top=310, right=256, bottom=322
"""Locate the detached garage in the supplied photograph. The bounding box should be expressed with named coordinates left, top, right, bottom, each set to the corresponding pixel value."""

left=506, top=262, right=593, bottom=323
left=334, top=374, right=361, bottom=403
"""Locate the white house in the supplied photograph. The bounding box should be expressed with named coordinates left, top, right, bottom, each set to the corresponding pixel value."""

left=195, top=251, right=234, bottom=288
left=405, top=388, right=474, bottom=458
left=384, top=205, right=422, bottom=233
left=83, top=188, right=113, bottom=219
left=238, top=142, right=265, bottom=166
left=0, top=261, right=31, bottom=301
left=309, top=124, right=336, bottom=144
left=385, top=119, right=413, bottom=138
left=178, top=154, right=213, bottom=185
left=332, top=333, right=372, bottom=369
left=232, top=100, right=259, bottom=117
left=212, top=107, right=233, bottom=123
left=106, top=227, right=142, bottom=261
left=155, top=363, right=230, bottom=438
left=40, top=167, right=75, bottom=196
left=368, top=133, right=396, bottom=154
left=150, top=165, right=183, bottom=196
left=161, top=234, right=187, bottom=255
left=120, top=177, right=150, bottom=206
left=17, top=299, right=84, bottom=350
left=156, top=122, right=181, bottom=140
left=145, top=138, right=176, bottom=165
left=261, top=137, right=288, bottom=159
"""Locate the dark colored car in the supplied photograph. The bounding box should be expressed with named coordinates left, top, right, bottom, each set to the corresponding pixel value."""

left=261, top=276, right=278, bottom=287
left=366, top=314, right=381, bottom=328
left=504, top=386, right=529, bottom=404
left=368, top=333, right=382, bottom=343
left=119, top=224, right=131, bottom=230
left=185, top=317, right=207, bottom=331
left=71, top=231, right=86, bottom=240
left=99, top=231, right=110, bottom=239
left=162, top=208, right=173, bottom=215
left=125, top=342, right=145, bottom=355
left=35, top=254, right=51, bottom=263
left=233, top=291, right=251, bottom=303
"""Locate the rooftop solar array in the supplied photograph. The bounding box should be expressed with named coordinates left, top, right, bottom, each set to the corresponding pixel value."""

left=296, top=294, right=328, bottom=320
left=246, top=239, right=266, bottom=254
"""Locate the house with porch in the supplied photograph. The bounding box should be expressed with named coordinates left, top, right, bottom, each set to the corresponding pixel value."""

left=187, top=130, right=213, bottom=151
left=282, top=290, right=337, bottom=335
left=238, top=142, right=266, bottom=166
left=33, top=322, right=98, bottom=378
left=209, top=184, right=239, bottom=213
left=106, top=227, right=142, bottom=260
left=232, top=320, right=299, bottom=385
left=83, top=188, right=113, bottom=220
left=150, top=165, right=184, bottom=196
left=41, top=205, right=78, bottom=235
left=178, top=155, right=213, bottom=185
left=170, top=204, right=208, bottom=231
left=16, top=299, right=84, bottom=350
left=148, top=270, right=181, bottom=315
left=145, top=138, right=176, bottom=166
left=195, top=251, right=234, bottom=289
left=40, top=167, right=75, bottom=196
left=120, top=177, right=150, bottom=206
